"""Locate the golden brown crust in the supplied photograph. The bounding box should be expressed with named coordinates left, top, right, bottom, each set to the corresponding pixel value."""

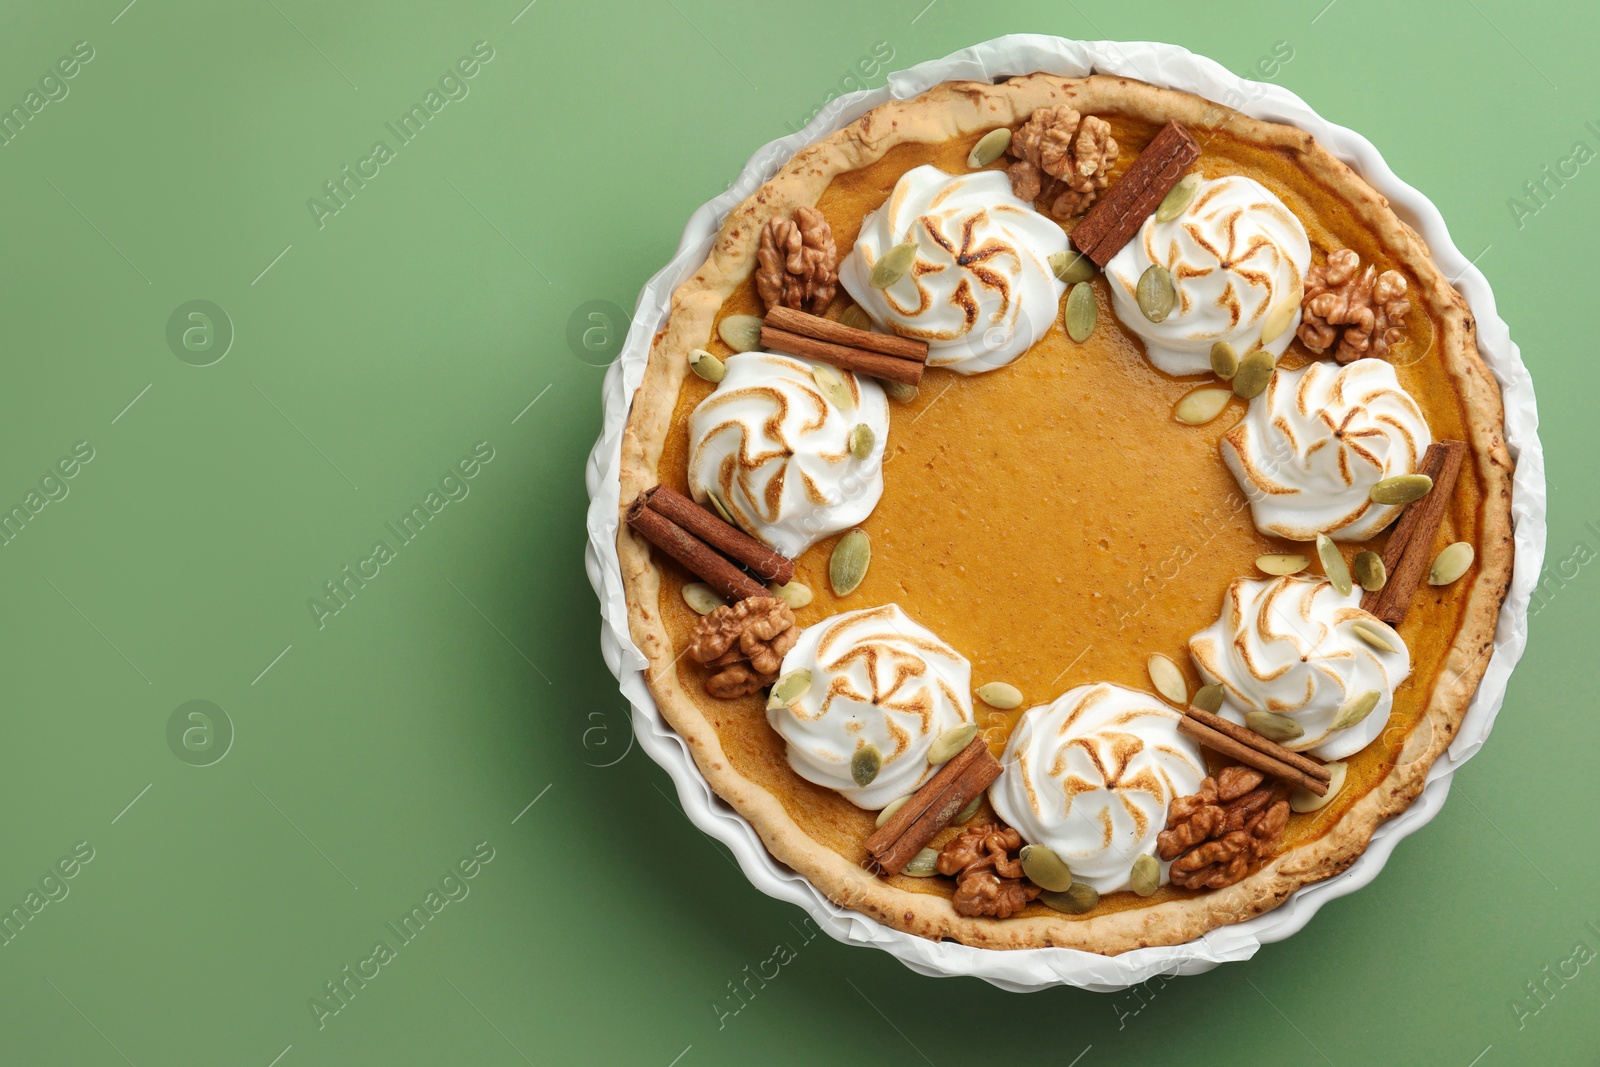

left=616, top=74, right=1515, bottom=954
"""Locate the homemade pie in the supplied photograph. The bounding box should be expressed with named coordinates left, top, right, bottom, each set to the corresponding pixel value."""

left=616, top=73, right=1513, bottom=954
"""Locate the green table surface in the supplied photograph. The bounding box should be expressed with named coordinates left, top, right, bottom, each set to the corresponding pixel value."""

left=1, top=0, right=1594, bottom=1064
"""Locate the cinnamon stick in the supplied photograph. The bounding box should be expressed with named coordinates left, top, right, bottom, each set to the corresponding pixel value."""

left=1178, top=716, right=1328, bottom=797
left=764, top=306, right=929, bottom=364
left=864, top=737, right=1001, bottom=876
left=1184, top=706, right=1332, bottom=782
left=1070, top=120, right=1201, bottom=266
left=640, top=485, right=794, bottom=585
left=759, top=326, right=925, bottom=386
left=625, top=494, right=767, bottom=602
left=1363, top=439, right=1466, bottom=625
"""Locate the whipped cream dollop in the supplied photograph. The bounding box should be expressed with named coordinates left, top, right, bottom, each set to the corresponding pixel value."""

left=1106, top=175, right=1311, bottom=375
left=989, top=683, right=1206, bottom=895
left=1222, top=358, right=1432, bottom=541
left=838, top=165, right=1068, bottom=374
left=1189, top=575, right=1411, bottom=760
left=687, top=351, right=888, bottom=558
left=769, top=605, right=974, bottom=809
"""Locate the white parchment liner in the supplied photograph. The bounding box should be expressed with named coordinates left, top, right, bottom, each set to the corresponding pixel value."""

left=583, top=35, right=1544, bottom=992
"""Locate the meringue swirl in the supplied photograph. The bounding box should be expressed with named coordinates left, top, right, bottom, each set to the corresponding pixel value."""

left=838, top=165, right=1068, bottom=374
left=687, top=351, right=888, bottom=558
left=1221, top=358, right=1432, bottom=541
left=989, top=683, right=1206, bottom=895
left=1106, top=175, right=1311, bottom=375
left=770, top=605, right=974, bottom=809
left=1188, top=575, right=1411, bottom=761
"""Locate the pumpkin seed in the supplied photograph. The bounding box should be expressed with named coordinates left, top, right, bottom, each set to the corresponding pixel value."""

left=769, top=581, right=813, bottom=610
left=975, top=681, right=1023, bottom=710
left=876, top=795, right=910, bottom=828
left=1129, top=854, right=1162, bottom=897
left=1147, top=653, right=1187, bottom=706
left=706, top=490, right=737, bottom=527
left=766, top=669, right=812, bottom=711
left=967, top=127, right=1012, bottom=168
left=901, top=847, right=941, bottom=877
left=829, top=529, right=871, bottom=596
left=839, top=304, right=873, bottom=331
left=1064, top=281, right=1096, bottom=342
left=1193, top=683, right=1225, bottom=713
left=1210, top=340, right=1240, bottom=380
left=882, top=379, right=919, bottom=403
left=1232, top=348, right=1276, bottom=399
left=928, top=723, right=979, bottom=765
left=870, top=241, right=918, bottom=289
left=851, top=743, right=883, bottom=787
left=1256, top=553, right=1309, bottom=576
left=688, top=348, right=726, bottom=383
left=1351, top=622, right=1400, bottom=655
left=1317, top=533, right=1353, bottom=595
left=1154, top=172, right=1202, bottom=223
left=848, top=423, right=876, bottom=461
left=1352, top=550, right=1387, bottom=591
left=1290, top=760, right=1348, bottom=813
left=717, top=314, right=764, bottom=352
left=1049, top=248, right=1098, bottom=285
left=1260, top=289, right=1301, bottom=345
left=1136, top=264, right=1176, bottom=322
left=1369, top=473, right=1434, bottom=505
left=1429, top=542, right=1475, bottom=586
left=955, top=794, right=984, bottom=824
left=1173, top=386, right=1232, bottom=425
left=1330, top=689, right=1382, bottom=731
left=1039, top=882, right=1099, bottom=914
left=680, top=583, right=723, bottom=615
left=811, top=364, right=854, bottom=411
left=1245, top=710, right=1304, bottom=743
left=1020, top=845, right=1074, bottom=892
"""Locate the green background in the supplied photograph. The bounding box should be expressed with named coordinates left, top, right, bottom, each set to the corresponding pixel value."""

left=0, top=0, right=1592, bottom=1063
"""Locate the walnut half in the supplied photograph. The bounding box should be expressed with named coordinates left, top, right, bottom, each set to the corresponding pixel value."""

left=1298, top=248, right=1411, bottom=363
left=1157, top=767, right=1290, bottom=891
left=687, top=596, right=798, bottom=699
left=937, top=823, right=1039, bottom=919
left=1006, top=104, right=1118, bottom=218
left=755, top=206, right=838, bottom=315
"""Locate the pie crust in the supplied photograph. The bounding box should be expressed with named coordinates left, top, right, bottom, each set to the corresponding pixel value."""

left=617, top=74, right=1514, bottom=953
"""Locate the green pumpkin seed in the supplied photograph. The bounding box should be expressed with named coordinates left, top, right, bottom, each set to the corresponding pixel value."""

left=901, top=847, right=941, bottom=877
left=688, top=348, right=726, bottom=383
left=1369, top=473, right=1434, bottom=506
left=1260, top=289, right=1301, bottom=345
left=1317, top=533, right=1353, bottom=596
left=1064, top=281, right=1096, bottom=342
left=1290, top=760, right=1348, bottom=813
left=766, top=669, right=812, bottom=710
left=1154, top=172, right=1202, bottom=223
left=876, top=795, right=910, bottom=828
left=870, top=241, right=918, bottom=289
left=975, top=682, right=1023, bottom=710
left=1256, top=553, right=1309, bottom=576
left=1330, top=689, right=1382, bottom=731
left=848, top=423, right=876, bottom=461
left=1429, top=542, right=1475, bottom=586
left=1020, top=845, right=1074, bottom=892
left=882, top=379, right=919, bottom=403
left=1210, top=340, right=1240, bottom=380
left=769, top=581, right=813, bottom=610
left=1129, top=854, right=1161, bottom=897
left=706, top=490, right=737, bottom=527
left=829, top=529, right=871, bottom=596
left=928, top=723, right=979, bottom=765
left=839, top=304, right=873, bottom=331
left=811, top=364, right=854, bottom=411
left=1147, top=653, right=1187, bottom=706
left=717, top=314, right=764, bottom=352
left=1173, top=386, right=1231, bottom=425
left=1049, top=248, right=1098, bottom=285
left=680, top=583, right=723, bottom=615
left=851, top=743, right=883, bottom=787
left=967, top=127, right=1012, bottom=168
left=1352, top=550, right=1387, bottom=591
left=955, top=794, right=984, bottom=824
left=1136, top=265, right=1176, bottom=322
left=1192, top=683, right=1225, bottom=713
left=1232, top=347, right=1276, bottom=399
left=1039, top=882, right=1099, bottom=914
left=1245, top=710, right=1304, bottom=743
left=1351, top=621, right=1400, bottom=655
